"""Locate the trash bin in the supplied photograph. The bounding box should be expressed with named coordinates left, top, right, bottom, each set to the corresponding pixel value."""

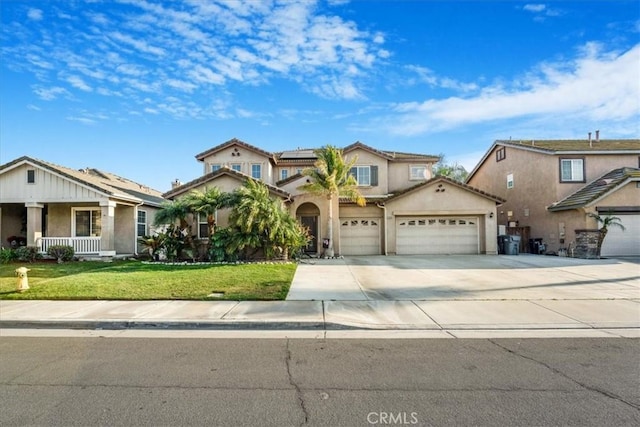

left=497, top=235, right=509, bottom=254
left=505, top=235, right=520, bottom=255
left=529, top=238, right=543, bottom=254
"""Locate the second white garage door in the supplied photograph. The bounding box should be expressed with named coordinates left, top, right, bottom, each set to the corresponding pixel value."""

left=340, top=218, right=381, bottom=255
left=396, top=217, right=479, bottom=255
left=601, top=214, right=640, bottom=257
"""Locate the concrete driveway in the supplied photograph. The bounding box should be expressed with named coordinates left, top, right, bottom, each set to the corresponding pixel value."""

left=287, top=255, right=640, bottom=301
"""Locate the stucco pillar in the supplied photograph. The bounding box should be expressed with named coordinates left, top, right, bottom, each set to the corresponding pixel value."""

left=99, top=200, right=117, bottom=256
left=25, top=202, right=44, bottom=248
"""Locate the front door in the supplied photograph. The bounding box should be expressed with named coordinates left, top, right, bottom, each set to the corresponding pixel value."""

left=300, top=216, right=318, bottom=253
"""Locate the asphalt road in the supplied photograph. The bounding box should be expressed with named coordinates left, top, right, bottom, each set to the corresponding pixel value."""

left=1, top=337, right=638, bottom=426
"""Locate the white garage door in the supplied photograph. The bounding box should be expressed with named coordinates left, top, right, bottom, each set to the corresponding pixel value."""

left=340, top=218, right=381, bottom=255
left=397, top=217, right=479, bottom=255
left=601, top=214, right=640, bottom=257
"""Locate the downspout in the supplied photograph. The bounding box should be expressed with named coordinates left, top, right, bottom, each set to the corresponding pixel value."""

left=376, top=203, right=388, bottom=256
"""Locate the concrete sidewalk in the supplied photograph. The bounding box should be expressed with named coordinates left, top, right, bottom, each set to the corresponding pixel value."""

left=1, top=255, right=638, bottom=338
left=1, top=298, right=638, bottom=338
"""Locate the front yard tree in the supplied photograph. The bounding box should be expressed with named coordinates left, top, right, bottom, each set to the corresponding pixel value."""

left=588, top=212, right=626, bottom=257
left=432, top=154, right=468, bottom=182
left=182, top=187, right=230, bottom=250
left=228, top=179, right=308, bottom=260
left=299, top=145, right=365, bottom=257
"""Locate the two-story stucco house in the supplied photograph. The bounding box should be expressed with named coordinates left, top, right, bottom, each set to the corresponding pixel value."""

left=164, top=138, right=505, bottom=256
left=0, top=156, right=165, bottom=259
left=466, top=137, right=640, bottom=257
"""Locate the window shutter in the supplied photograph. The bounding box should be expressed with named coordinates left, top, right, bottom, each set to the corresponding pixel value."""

left=370, top=166, right=378, bottom=186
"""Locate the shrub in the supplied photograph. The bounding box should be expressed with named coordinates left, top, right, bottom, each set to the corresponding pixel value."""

left=208, top=228, right=238, bottom=262
left=15, top=246, right=42, bottom=263
left=0, top=247, right=17, bottom=264
left=47, top=245, right=75, bottom=263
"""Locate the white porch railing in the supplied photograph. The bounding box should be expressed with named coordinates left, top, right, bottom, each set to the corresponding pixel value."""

left=37, top=237, right=102, bottom=255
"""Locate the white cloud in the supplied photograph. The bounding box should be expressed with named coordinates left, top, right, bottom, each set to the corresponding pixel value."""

left=523, top=4, right=546, bottom=13
left=27, top=104, right=41, bottom=111
left=27, top=8, right=43, bottom=21
left=379, top=44, right=640, bottom=136
left=66, top=75, right=92, bottom=92
left=33, top=86, right=70, bottom=101
left=66, top=116, right=97, bottom=125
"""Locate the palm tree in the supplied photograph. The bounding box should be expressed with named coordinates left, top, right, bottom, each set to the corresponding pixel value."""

left=154, top=199, right=191, bottom=229
left=588, top=212, right=626, bottom=257
left=299, top=145, right=365, bottom=257
left=182, top=187, right=230, bottom=240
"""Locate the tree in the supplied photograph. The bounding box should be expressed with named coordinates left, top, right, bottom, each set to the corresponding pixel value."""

left=182, top=187, right=231, bottom=250
left=153, top=199, right=194, bottom=261
left=588, top=212, right=626, bottom=257
left=227, top=179, right=308, bottom=260
left=432, top=154, right=468, bottom=182
left=154, top=199, right=191, bottom=230
left=299, top=145, right=365, bottom=257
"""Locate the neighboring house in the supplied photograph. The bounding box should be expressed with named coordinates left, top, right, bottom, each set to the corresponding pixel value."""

left=165, top=138, right=505, bottom=255
left=0, top=156, right=165, bottom=259
left=466, top=137, right=640, bottom=256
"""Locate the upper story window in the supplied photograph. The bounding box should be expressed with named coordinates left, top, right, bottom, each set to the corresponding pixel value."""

left=251, top=164, right=262, bottom=179
left=281, top=169, right=288, bottom=180
left=27, top=169, right=36, bottom=184
left=507, top=173, right=514, bottom=189
left=296, top=169, right=303, bottom=175
left=410, top=165, right=428, bottom=180
left=496, top=147, right=506, bottom=162
left=349, top=165, right=378, bottom=187
left=211, top=164, right=221, bottom=172
left=560, top=158, right=584, bottom=182
left=231, top=163, right=241, bottom=172
left=137, top=210, right=147, bottom=237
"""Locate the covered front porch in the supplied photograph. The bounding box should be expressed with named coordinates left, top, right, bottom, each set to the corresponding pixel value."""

left=0, top=200, right=137, bottom=258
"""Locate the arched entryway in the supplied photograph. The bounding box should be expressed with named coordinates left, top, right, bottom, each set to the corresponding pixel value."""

left=296, top=202, right=320, bottom=254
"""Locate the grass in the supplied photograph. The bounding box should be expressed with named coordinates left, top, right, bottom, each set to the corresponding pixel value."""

left=0, top=261, right=297, bottom=301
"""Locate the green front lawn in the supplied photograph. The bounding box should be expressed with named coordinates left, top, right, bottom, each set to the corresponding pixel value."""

left=0, top=261, right=296, bottom=300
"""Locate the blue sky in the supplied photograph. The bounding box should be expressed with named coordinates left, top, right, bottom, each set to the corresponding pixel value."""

left=1, top=0, right=639, bottom=192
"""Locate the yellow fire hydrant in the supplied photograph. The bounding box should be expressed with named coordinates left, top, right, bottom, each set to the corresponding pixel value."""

left=15, top=267, right=30, bottom=292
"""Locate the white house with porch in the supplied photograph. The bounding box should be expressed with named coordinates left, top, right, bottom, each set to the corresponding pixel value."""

left=0, top=156, right=164, bottom=259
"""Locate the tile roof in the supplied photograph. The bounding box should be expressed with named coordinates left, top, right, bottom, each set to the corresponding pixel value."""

left=547, top=167, right=640, bottom=212
left=496, top=139, right=640, bottom=152
left=194, top=138, right=275, bottom=161
left=0, top=156, right=165, bottom=206
left=163, top=166, right=291, bottom=200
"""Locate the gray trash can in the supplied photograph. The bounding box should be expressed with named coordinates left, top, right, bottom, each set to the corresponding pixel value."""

left=505, top=235, right=521, bottom=255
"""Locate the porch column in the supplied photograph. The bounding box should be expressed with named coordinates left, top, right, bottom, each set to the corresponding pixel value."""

left=25, top=202, right=44, bottom=248
left=99, top=200, right=117, bottom=256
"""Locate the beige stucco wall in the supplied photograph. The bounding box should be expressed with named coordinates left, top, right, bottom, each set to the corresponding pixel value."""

left=344, top=148, right=389, bottom=195
left=388, top=162, right=434, bottom=193
left=201, top=146, right=273, bottom=184
left=115, top=205, right=134, bottom=253
left=385, top=181, right=498, bottom=254
left=468, top=146, right=639, bottom=252
left=288, top=193, right=333, bottom=254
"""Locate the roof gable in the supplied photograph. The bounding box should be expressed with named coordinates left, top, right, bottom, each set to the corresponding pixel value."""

left=548, top=167, right=640, bottom=211
left=386, top=176, right=505, bottom=204
left=195, top=138, right=275, bottom=162
left=163, top=167, right=291, bottom=200
left=0, top=156, right=164, bottom=206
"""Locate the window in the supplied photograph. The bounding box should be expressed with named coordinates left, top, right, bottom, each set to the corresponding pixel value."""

left=560, top=158, right=584, bottom=182
left=296, top=169, right=302, bottom=175
left=27, top=169, right=36, bottom=184
left=73, top=209, right=101, bottom=237
left=350, top=165, right=378, bottom=186
left=198, top=213, right=209, bottom=239
left=410, top=165, right=428, bottom=180
left=507, top=173, right=514, bottom=189
left=231, top=163, right=241, bottom=172
left=211, top=164, right=221, bottom=172
left=251, top=164, right=262, bottom=179
left=281, top=169, right=288, bottom=180
left=137, top=210, right=147, bottom=237
left=496, top=147, right=506, bottom=162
